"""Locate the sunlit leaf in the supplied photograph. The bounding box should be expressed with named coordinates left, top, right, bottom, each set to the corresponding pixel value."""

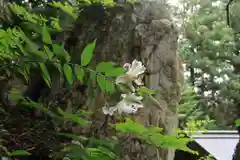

left=57, top=108, right=88, bottom=126
left=50, top=1, right=78, bottom=19
left=42, top=24, right=52, bottom=44
left=115, top=119, right=148, bottom=134
left=105, top=67, right=125, bottom=77
left=44, top=46, right=53, bottom=59
left=235, top=119, right=240, bottom=127
left=9, top=150, right=31, bottom=156
left=39, top=63, right=51, bottom=88
left=138, top=86, right=156, bottom=96
left=96, top=62, right=114, bottom=73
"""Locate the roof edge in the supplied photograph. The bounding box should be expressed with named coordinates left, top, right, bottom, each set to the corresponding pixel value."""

left=184, top=130, right=238, bottom=134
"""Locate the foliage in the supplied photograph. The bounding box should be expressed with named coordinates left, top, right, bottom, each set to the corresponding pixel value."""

left=236, top=119, right=240, bottom=127
left=198, top=155, right=214, bottom=160
left=0, top=0, right=198, bottom=159
left=114, top=119, right=197, bottom=154
left=178, top=84, right=217, bottom=129
left=173, top=0, right=240, bottom=129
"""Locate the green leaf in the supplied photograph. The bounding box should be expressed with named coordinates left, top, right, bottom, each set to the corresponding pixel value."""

left=138, top=86, right=156, bottom=96
left=9, top=150, right=31, bottom=156
left=97, top=75, right=106, bottom=91
left=62, top=144, right=91, bottom=159
left=18, top=67, right=29, bottom=83
left=57, top=133, right=88, bottom=141
left=57, top=108, right=88, bottom=126
left=44, top=46, right=53, bottom=59
left=42, top=24, right=52, bottom=44
left=35, top=50, right=48, bottom=59
left=115, top=119, right=148, bottom=134
left=52, top=44, right=70, bottom=62
left=24, top=38, right=39, bottom=53
left=235, top=119, right=240, bottom=127
left=75, top=65, right=84, bottom=83
left=105, top=67, right=125, bottom=77
left=39, top=63, right=51, bottom=88
left=50, top=17, right=61, bottom=31
left=8, top=88, right=23, bottom=104
left=52, top=44, right=62, bottom=53
left=105, top=79, right=115, bottom=94
left=54, top=62, right=62, bottom=74
left=63, top=64, right=73, bottom=85
left=23, top=99, right=57, bottom=118
left=96, top=62, right=114, bottom=73
left=149, top=126, right=163, bottom=133
left=90, top=71, right=96, bottom=81
left=81, top=40, right=96, bottom=66
left=50, top=1, right=78, bottom=19
left=18, top=29, right=39, bottom=53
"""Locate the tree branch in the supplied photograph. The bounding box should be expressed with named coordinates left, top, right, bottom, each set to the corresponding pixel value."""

left=226, top=0, right=234, bottom=26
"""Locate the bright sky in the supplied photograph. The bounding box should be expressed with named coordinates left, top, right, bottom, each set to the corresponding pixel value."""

left=168, top=0, right=180, bottom=6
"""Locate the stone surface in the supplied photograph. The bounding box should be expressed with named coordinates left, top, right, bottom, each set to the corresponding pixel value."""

left=132, top=2, right=183, bottom=159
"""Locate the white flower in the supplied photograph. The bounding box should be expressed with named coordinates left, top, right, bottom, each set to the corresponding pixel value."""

left=121, top=93, right=143, bottom=103
left=126, top=60, right=146, bottom=77
left=102, top=106, right=117, bottom=116
left=102, top=93, right=144, bottom=116
left=116, top=59, right=146, bottom=86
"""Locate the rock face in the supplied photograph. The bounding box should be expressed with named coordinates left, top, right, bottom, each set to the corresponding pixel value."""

left=134, top=12, right=183, bottom=160
left=131, top=2, right=183, bottom=160
left=68, top=1, right=183, bottom=160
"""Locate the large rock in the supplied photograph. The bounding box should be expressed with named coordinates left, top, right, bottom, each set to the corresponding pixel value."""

left=134, top=12, right=183, bottom=160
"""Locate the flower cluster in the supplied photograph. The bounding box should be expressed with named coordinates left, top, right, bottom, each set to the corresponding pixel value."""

left=102, top=59, right=146, bottom=116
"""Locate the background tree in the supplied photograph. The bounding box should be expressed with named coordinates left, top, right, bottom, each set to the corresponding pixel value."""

left=0, top=0, right=193, bottom=159
left=172, top=0, right=240, bottom=129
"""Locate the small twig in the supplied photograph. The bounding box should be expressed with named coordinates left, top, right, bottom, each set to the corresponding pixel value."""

left=26, top=146, right=35, bottom=151
left=100, top=115, right=109, bottom=135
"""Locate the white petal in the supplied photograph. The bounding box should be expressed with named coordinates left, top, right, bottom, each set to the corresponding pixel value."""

left=123, top=93, right=143, bottom=103
left=116, top=60, right=146, bottom=85
left=134, top=75, right=144, bottom=86
left=115, top=75, right=131, bottom=84
left=102, top=107, right=111, bottom=115
left=127, top=59, right=146, bottom=77
left=123, top=63, right=131, bottom=69
left=130, top=59, right=141, bottom=71
left=121, top=94, right=127, bottom=98
left=134, top=103, right=144, bottom=108
left=116, top=101, right=138, bottom=114
left=102, top=106, right=117, bottom=116
left=129, top=84, right=135, bottom=92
